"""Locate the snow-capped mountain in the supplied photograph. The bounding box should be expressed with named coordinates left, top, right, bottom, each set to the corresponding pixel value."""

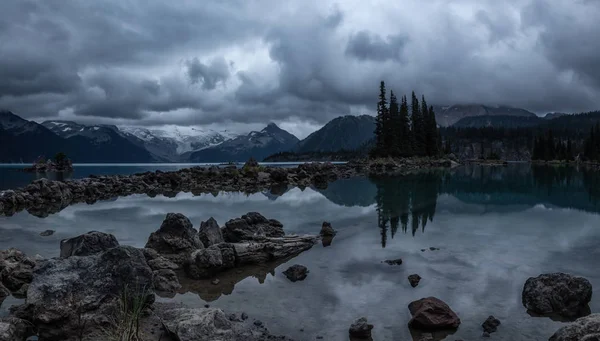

left=188, top=123, right=299, bottom=162
left=119, top=125, right=238, bottom=154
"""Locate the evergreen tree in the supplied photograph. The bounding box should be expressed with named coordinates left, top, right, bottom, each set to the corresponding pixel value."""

left=388, top=91, right=400, bottom=156
left=373, top=81, right=387, bottom=157
left=399, top=95, right=411, bottom=156
left=410, top=92, right=422, bottom=155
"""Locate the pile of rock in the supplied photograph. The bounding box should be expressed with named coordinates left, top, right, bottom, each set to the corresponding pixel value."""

left=1, top=211, right=316, bottom=341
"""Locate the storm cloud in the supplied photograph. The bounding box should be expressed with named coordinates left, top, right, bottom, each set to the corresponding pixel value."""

left=0, top=0, right=599, bottom=136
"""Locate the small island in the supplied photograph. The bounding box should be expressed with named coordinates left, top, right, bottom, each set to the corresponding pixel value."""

left=22, top=152, right=73, bottom=173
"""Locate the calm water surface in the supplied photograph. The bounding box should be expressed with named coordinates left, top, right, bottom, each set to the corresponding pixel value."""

left=1, top=164, right=599, bottom=341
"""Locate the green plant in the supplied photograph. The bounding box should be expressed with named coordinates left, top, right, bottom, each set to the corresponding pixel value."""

left=103, top=284, right=151, bottom=341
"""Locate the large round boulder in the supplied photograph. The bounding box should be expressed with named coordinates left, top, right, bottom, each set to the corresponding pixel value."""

left=522, top=273, right=592, bottom=318
left=408, top=297, right=461, bottom=330
left=60, top=231, right=119, bottom=258
left=549, top=314, right=600, bottom=340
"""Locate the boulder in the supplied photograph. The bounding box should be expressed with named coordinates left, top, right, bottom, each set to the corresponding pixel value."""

left=384, top=258, right=403, bottom=266
left=222, top=212, right=285, bottom=243
left=0, top=317, right=33, bottom=341
left=549, top=314, right=600, bottom=341
left=158, top=306, right=294, bottom=341
left=0, top=249, right=35, bottom=292
left=198, top=217, right=224, bottom=247
left=282, top=265, right=309, bottom=282
left=185, top=244, right=236, bottom=279
left=408, top=274, right=422, bottom=288
left=145, top=213, right=203, bottom=263
left=23, top=246, right=154, bottom=341
left=0, top=282, right=9, bottom=304
left=522, top=273, right=592, bottom=318
left=60, top=231, right=119, bottom=258
left=349, top=317, right=374, bottom=339
left=233, top=236, right=317, bottom=266
left=320, top=222, right=337, bottom=236
left=482, top=315, right=501, bottom=334
left=39, top=230, right=55, bottom=237
left=153, top=269, right=182, bottom=294
left=408, top=297, right=461, bottom=330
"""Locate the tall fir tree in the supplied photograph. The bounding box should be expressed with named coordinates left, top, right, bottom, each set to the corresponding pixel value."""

left=373, top=81, right=387, bottom=157
left=399, top=95, right=411, bottom=156
left=388, top=91, right=400, bottom=156
left=410, top=91, right=422, bottom=155
left=430, top=106, right=441, bottom=156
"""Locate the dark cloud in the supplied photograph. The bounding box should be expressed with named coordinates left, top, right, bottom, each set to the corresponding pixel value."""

left=345, top=31, right=408, bottom=62
left=185, top=57, right=231, bottom=90
left=0, top=0, right=599, bottom=132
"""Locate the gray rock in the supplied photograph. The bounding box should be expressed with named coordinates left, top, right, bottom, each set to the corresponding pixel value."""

left=384, top=258, right=403, bottom=266
left=159, top=306, right=294, bottom=341
left=233, top=236, right=317, bottom=266
left=142, top=248, right=179, bottom=271
left=0, top=283, right=9, bottom=304
left=185, top=244, right=236, bottom=279
left=39, top=230, right=55, bottom=237
left=0, top=249, right=35, bottom=292
left=222, top=212, right=285, bottom=243
left=0, top=317, right=32, bottom=341
left=60, top=231, right=119, bottom=258
left=198, top=217, right=224, bottom=247
left=269, top=168, right=288, bottom=183
left=145, top=213, right=203, bottom=263
left=408, top=274, right=422, bottom=288
left=349, top=317, right=373, bottom=339
left=319, top=222, right=337, bottom=236
left=482, top=315, right=501, bottom=334
left=522, top=273, right=592, bottom=318
left=282, top=265, right=309, bottom=282
left=549, top=313, right=600, bottom=340
left=153, top=269, right=182, bottom=294
left=408, top=297, right=461, bottom=330
left=24, top=246, right=154, bottom=341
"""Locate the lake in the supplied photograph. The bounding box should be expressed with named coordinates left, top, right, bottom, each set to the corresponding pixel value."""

left=1, top=163, right=599, bottom=340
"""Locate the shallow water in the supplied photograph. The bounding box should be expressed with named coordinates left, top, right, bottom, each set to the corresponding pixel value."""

left=1, top=164, right=600, bottom=340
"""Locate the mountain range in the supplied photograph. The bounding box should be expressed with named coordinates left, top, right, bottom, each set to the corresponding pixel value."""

left=2, top=104, right=599, bottom=163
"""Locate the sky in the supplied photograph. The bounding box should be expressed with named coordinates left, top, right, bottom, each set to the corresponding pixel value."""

left=1, top=0, right=599, bottom=139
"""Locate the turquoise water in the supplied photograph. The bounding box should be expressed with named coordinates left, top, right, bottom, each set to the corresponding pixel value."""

left=1, top=164, right=599, bottom=340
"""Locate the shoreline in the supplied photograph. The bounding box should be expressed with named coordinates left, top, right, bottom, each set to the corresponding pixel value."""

left=0, top=158, right=458, bottom=217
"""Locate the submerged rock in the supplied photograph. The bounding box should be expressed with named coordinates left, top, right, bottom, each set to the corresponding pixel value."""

left=522, top=273, right=592, bottom=318
left=549, top=313, right=600, bottom=340
left=222, top=212, right=285, bottom=243
left=158, top=306, right=295, bottom=341
left=482, top=315, right=501, bottom=334
left=408, top=297, right=461, bottom=330
left=384, top=258, right=403, bottom=266
left=349, top=317, right=374, bottom=339
left=60, top=231, right=119, bottom=258
left=320, top=222, right=337, bottom=236
left=145, top=213, right=203, bottom=263
left=408, top=274, right=422, bottom=288
left=39, top=230, right=55, bottom=237
left=283, top=265, right=309, bottom=282
left=198, top=217, right=224, bottom=247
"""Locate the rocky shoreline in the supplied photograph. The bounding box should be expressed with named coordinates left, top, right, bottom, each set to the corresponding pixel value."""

left=1, top=211, right=599, bottom=339
left=0, top=157, right=459, bottom=217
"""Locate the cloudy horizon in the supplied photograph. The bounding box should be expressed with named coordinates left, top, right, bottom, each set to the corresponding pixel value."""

left=1, top=0, right=599, bottom=139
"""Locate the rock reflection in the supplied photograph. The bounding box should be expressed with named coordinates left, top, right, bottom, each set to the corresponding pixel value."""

left=173, top=256, right=295, bottom=302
